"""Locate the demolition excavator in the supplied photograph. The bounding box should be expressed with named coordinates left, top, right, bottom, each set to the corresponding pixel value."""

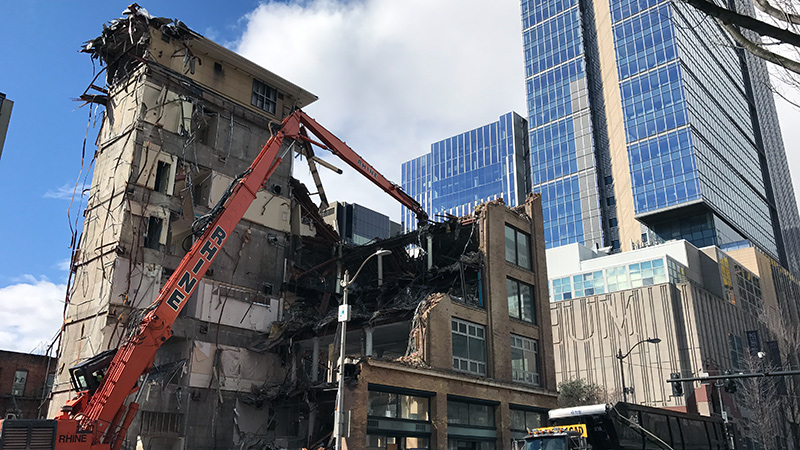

left=0, top=109, right=427, bottom=450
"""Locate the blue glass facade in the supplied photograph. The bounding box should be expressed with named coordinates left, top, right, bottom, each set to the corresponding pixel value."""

left=522, top=0, right=607, bottom=251
left=613, top=0, right=777, bottom=257
left=520, top=0, right=800, bottom=270
left=322, top=202, right=401, bottom=246
left=401, top=112, right=530, bottom=229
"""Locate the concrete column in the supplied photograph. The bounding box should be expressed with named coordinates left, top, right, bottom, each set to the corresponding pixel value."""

left=433, top=392, right=448, bottom=448
left=365, top=327, right=374, bottom=358
left=312, top=336, right=320, bottom=383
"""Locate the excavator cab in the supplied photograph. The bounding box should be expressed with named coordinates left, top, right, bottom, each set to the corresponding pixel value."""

left=68, top=349, right=117, bottom=395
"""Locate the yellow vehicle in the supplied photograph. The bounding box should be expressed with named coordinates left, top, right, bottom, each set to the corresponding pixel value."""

left=525, top=425, right=591, bottom=450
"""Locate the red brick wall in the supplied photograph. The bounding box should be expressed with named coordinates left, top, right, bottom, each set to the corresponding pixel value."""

left=0, top=350, right=57, bottom=419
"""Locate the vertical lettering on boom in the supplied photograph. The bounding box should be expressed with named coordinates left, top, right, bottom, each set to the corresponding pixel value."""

left=192, top=259, right=204, bottom=275
left=177, top=272, right=197, bottom=294
left=210, top=226, right=227, bottom=246
left=199, top=241, right=218, bottom=261
left=166, top=289, right=186, bottom=311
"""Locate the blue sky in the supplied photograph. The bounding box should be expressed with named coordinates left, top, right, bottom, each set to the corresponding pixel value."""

left=1, top=1, right=799, bottom=353
left=0, top=2, right=262, bottom=285
left=0, top=1, right=264, bottom=352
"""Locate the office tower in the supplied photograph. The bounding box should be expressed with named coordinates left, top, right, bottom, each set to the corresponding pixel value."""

left=321, top=201, right=402, bottom=245
left=401, top=112, right=530, bottom=229
left=520, top=0, right=800, bottom=273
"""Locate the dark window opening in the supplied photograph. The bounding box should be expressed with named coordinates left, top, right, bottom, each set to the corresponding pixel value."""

left=252, top=79, right=277, bottom=114
left=505, top=225, right=532, bottom=270
left=606, top=196, right=616, bottom=206
left=604, top=175, right=613, bottom=185
left=154, top=161, right=170, bottom=194
left=609, top=217, right=618, bottom=227
left=145, top=216, right=163, bottom=250
left=507, top=278, right=536, bottom=324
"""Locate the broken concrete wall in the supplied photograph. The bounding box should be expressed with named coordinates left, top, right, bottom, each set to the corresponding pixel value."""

left=188, top=342, right=283, bottom=391
left=184, top=279, right=280, bottom=332
left=54, top=8, right=318, bottom=449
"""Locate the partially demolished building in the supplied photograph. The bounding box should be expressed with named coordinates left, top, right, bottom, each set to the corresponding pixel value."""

left=51, top=5, right=557, bottom=449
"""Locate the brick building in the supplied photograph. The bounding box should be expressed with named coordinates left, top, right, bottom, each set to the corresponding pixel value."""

left=0, top=350, right=56, bottom=420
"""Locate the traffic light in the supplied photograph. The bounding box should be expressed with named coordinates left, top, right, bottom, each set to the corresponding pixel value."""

left=723, top=371, right=737, bottom=394
left=670, top=372, right=683, bottom=397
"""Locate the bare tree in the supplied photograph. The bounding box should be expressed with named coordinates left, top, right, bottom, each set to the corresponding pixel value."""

left=557, top=378, right=608, bottom=408
left=681, top=0, right=800, bottom=69
left=761, top=305, right=800, bottom=447
left=735, top=352, right=783, bottom=448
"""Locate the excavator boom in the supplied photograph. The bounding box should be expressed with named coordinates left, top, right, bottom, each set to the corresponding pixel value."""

left=0, top=109, right=425, bottom=450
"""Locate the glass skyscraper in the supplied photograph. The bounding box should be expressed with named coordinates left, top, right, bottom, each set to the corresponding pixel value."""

left=401, top=112, right=530, bottom=230
left=322, top=201, right=401, bottom=245
left=521, top=0, right=800, bottom=273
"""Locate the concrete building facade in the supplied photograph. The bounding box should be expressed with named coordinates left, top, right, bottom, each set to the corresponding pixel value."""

left=547, top=240, right=800, bottom=446
left=50, top=7, right=316, bottom=449
left=520, top=0, right=800, bottom=274
left=401, top=112, right=530, bottom=231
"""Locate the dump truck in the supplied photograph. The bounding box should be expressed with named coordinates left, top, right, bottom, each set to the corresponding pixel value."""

left=522, top=402, right=733, bottom=450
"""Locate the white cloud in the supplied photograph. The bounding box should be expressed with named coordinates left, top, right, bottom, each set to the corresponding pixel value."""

left=235, top=0, right=526, bottom=222
left=44, top=182, right=82, bottom=201
left=234, top=0, right=800, bottom=227
left=56, top=259, right=72, bottom=272
left=0, top=278, right=66, bottom=354
left=774, top=96, right=800, bottom=204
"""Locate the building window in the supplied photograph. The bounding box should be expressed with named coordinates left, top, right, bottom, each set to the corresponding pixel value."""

left=367, top=390, right=430, bottom=421
left=507, top=278, right=536, bottom=324
left=451, top=318, right=487, bottom=376
left=139, top=411, right=183, bottom=436
left=251, top=78, right=277, bottom=114
left=509, top=407, right=545, bottom=433
left=606, top=196, right=616, bottom=206
left=11, top=370, right=27, bottom=396
left=729, top=333, right=744, bottom=370
left=628, top=259, right=666, bottom=288
left=447, top=398, right=496, bottom=450
left=604, top=175, right=613, bottom=185
left=511, top=335, right=541, bottom=386
left=551, top=276, right=572, bottom=301
left=505, top=225, right=532, bottom=269
left=447, top=399, right=495, bottom=427
left=154, top=161, right=171, bottom=194
left=509, top=406, right=546, bottom=447
left=144, top=216, right=163, bottom=250
left=367, top=436, right=429, bottom=449
left=609, top=217, right=618, bottom=227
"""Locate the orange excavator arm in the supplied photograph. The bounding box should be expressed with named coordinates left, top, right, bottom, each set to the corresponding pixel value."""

left=295, top=113, right=428, bottom=226
left=35, top=110, right=425, bottom=450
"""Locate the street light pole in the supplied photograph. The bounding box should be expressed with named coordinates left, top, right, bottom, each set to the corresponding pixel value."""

left=334, top=249, right=391, bottom=450
left=617, top=337, right=661, bottom=403
left=618, top=348, right=628, bottom=403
